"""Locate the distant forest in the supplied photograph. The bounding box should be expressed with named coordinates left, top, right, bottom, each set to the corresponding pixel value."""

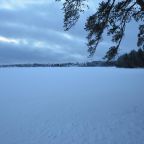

left=0, top=49, right=144, bottom=68
left=116, top=48, right=144, bottom=68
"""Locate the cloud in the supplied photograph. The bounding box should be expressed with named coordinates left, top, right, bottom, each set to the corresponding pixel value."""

left=0, top=0, right=138, bottom=64
left=0, top=1, right=88, bottom=64
left=0, top=36, right=19, bottom=44
left=0, top=0, right=54, bottom=10
left=0, top=40, right=84, bottom=64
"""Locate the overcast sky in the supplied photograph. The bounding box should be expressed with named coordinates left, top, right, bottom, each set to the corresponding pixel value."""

left=0, top=0, right=139, bottom=64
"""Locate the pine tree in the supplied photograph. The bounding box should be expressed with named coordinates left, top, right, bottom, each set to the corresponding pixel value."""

left=57, top=0, right=144, bottom=61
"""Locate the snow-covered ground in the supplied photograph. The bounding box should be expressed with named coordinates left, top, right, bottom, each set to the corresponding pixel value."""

left=0, top=67, right=144, bottom=144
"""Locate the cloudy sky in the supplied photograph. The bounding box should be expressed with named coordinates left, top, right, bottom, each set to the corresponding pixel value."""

left=0, top=0, right=139, bottom=64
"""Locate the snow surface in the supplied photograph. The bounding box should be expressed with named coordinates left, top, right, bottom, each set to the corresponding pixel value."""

left=0, top=67, right=144, bottom=144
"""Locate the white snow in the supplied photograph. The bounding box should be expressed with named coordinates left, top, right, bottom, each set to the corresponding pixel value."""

left=0, top=67, right=144, bottom=144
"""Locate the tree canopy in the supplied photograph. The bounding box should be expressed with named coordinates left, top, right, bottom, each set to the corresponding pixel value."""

left=57, top=0, right=144, bottom=61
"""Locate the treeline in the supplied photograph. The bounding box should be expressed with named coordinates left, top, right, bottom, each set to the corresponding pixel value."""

left=0, top=61, right=115, bottom=68
left=0, top=49, right=144, bottom=68
left=116, top=49, right=144, bottom=68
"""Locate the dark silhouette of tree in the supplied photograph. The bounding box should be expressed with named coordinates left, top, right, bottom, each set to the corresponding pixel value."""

left=116, top=48, right=144, bottom=67
left=56, top=0, right=144, bottom=61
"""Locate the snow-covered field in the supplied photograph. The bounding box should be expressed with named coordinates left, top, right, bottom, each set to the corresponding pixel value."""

left=0, top=67, right=144, bottom=144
